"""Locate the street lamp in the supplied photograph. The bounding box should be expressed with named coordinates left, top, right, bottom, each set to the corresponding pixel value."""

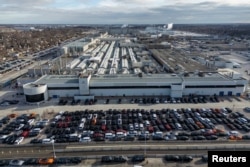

left=144, top=128, right=147, bottom=155
left=52, top=141, right=56, bottom=158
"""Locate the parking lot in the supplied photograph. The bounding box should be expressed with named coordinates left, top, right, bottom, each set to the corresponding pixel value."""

left=1, top=94, right=250, bottom=145
left=0, top=86, right=250, bottom=167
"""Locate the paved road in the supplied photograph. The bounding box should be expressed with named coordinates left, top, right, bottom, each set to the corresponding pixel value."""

left=0, top=141, right=249, bottom=158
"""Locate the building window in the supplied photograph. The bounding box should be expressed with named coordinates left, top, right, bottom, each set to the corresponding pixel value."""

left=25, top=93, right=44, bottom=102
left=185, top=85, right=236, bottom=88
left=90, top=86, right=171, bottom=89
left=48, top=87, right=79, bottom=90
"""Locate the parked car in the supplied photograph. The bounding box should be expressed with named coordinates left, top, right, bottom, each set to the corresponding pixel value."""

left=131, top=155, right=145, bottom=162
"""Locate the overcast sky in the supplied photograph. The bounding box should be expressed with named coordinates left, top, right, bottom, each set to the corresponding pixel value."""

left=0, top=0, right=250, bottom=24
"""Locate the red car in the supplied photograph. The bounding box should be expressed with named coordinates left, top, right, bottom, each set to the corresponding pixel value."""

left=21, top=130, right=29, bottom=138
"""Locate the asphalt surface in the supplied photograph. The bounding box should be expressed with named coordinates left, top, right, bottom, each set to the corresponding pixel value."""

left=0, top=141, right=250, bottom=158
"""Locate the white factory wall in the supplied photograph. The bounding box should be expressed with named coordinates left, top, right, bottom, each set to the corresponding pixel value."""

left=23, top=83, right=48, bottom=101
left=48, top=89, right=79, bottom=98
left=46, top=83, right=79, bottom=88
left=183, top=87, right=243, bottom=96
left=79, top=76, right=91, bottom=95
left=23, top=84, right=47, bottom=95
left=90, top=88, right=171, bottom=96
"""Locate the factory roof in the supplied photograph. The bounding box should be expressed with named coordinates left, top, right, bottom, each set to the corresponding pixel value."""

left=64, top=38, right=89, bottom=48
left=33, top=72, right=243, bottom=86
left=35, top=75, right=79, bottom=84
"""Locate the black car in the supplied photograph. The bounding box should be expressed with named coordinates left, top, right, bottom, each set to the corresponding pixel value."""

left=193, top=136, right=206, bottom=140
left=152, top=135, right=164, bottom=140
left=124, top=136, right=135, bottom=141
left=24, top=158, right=39, bottom=165
left=30, top=138, right=42, bottom=144
left=179, top=155, right=193, bottom=162
left=138, top=135, right=150, bottom=141
left=177, top=136, right=189, bottom=141
left=0, top=159, right=9, bottom=166
left=101, top=156, right=114, bottom=163
left=70, top=157, right=82, bottom=164
left=164, top=155, right=180, bottom=162
left=206, top=135, right=218, bottom=140
left=242, top=135, right=250, bottom=140
left=114, top=156, right=128, bottom=162
left=54, top=157, right=71, bottom=164
left=131, top=155, right=145, bottom=162
left=201, top=155, right=208, bottom=162
left=94, top=137, right=105, bottom=142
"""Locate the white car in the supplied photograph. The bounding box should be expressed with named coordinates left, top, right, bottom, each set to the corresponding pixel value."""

left=28, top=119, right=34, bottom=125
left=14, top=137, right=24, bottom=145
left=9, top=159, right=25, bottom=166
left=42, top=138, right=54, bottom=144
left=80, top=137, right=91, bottom=142
left=15, top=124, right=25, bottom=131
left=0, top=135, right=8, bottom=140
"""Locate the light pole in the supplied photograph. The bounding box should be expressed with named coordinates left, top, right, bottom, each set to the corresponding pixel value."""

left=52, top=141, right=56, bottom=158
left=144, top=128, right=147, bottom=155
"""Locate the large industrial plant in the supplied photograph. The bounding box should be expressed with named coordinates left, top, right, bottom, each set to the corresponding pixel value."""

left=22, top=30, right=248, bottom=103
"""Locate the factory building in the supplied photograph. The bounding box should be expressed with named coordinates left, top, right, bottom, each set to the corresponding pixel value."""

left=23, top=70, right=247, bottom=103
left=22, top=34, right=248, bottom=103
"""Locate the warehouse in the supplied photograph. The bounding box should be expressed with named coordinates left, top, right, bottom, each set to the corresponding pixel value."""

left=22, top=35, right=248, bottom=103
left=23, top=70, right=248, bottom=103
